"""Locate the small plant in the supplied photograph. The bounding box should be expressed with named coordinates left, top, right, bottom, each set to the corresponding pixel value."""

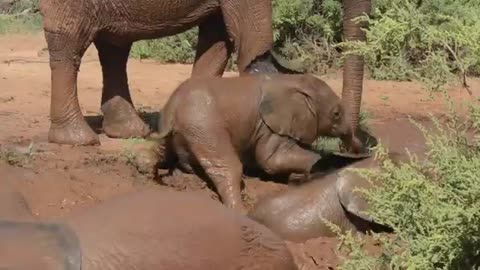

left=120, top=138, right=147, bottom=165
left=0, top=141, right=36, bottom=167
left=313, top=109, right=372, bottom=153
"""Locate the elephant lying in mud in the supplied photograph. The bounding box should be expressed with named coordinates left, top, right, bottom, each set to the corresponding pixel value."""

left=248, top=155, right=395, bottom=242
left=38, top=0, right=371, bottom=147
left=0, top=189, right=298, bottom=270
left=138, top=74, right=364, bottom=213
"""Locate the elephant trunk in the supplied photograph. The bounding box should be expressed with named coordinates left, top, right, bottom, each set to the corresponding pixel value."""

left=341, top=0, right=371, bottom=132
left=340, top=129, right=363, bottom=154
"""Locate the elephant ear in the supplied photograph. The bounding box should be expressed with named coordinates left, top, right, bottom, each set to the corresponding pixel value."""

left=335, top=170, right=375, bottom=222
left=259, top=78, right=318, bottom=144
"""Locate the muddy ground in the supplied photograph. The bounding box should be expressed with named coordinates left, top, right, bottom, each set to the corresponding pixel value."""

left=0, top=33, right=477, bottom=269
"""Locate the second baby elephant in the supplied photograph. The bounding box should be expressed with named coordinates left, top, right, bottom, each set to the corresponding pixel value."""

left=248, top=155, right=395, bottom=242
left=0, top=189, right=298, bottom=270
left=143, top=74, right=363, bottom=213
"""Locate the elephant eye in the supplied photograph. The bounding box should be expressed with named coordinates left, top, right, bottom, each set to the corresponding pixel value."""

left=333, top=109, right=341, bottom=120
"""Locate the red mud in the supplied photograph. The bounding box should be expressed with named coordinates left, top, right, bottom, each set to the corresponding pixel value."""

left=0, top=34, right=477, bottom=269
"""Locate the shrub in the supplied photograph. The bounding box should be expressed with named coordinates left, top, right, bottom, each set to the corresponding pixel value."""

left=341, top=0, right=480, bottom=90
left=0, top=0, right=41, bottom=34
left=130, top=29, right=198, bottom=64
left=4, top=0, right=480, bottom=90
left=335, top=99, right=480, bottom=269
left=7, top=0, right=39, bottom=13
left=272, top=0, right=343, bottom=74
left=0, top=13, right=42, bottom=34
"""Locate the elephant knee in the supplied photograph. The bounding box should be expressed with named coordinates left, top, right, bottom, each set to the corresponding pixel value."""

left=260, top=154, right=288, bottom=175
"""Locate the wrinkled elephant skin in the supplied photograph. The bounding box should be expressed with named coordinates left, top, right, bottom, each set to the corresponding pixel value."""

left=0, top=190, right=298, bottom=270
left=145, top=74, right=360, bottom=213
left=38, top=0, right=278, bottom=146
left=248, top=155, right=395, bottom=242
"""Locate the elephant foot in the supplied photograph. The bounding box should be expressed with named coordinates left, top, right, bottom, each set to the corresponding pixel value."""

left=48, top=119, right=100, bottom=146
left=101, top=96, right=151, bottom=139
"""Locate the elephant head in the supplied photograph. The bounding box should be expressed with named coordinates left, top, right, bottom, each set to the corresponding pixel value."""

left=251, top=0, right=372, bottom=141
left=335, top=162, right=393, bottom=234
left=248, top=155, right=393, bottom=242
left=336, top=168, right=376, bottom=223
left=258, top=74, right=362, bottom=152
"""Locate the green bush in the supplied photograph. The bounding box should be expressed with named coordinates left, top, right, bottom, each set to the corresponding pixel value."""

left=0, top=0, right=41, bottom=34
left=0, top=13, right=42, bottom=34
left=3, top=0, right=480, bottom=89
left=130, top=29, right=198, bottom=64
left=335, top=99, right=480, bottom=269
left=341, top=0, right=480, bottom=90
left=7, top=0, right=39, bottom=13
left=271, top=0, right=343, bottom=73
left=127, top=0, right=344, bottom=72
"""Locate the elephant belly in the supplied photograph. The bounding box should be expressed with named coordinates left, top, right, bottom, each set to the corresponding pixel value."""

left=98, top=0, right=220, bottom=43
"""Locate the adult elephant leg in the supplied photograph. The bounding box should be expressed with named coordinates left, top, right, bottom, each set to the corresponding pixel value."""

left=341, top=0, right=371, bottom=132
left=45, top=31, right=99, bottom=145
left=220, top=0, right=274, bottom=74
left=192, top=12, right=232, bottom=77
left=95, top=41, right=150, bottom=139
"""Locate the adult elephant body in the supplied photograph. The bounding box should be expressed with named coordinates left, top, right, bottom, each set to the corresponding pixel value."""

left=38, top=0, right=371, bottom=147
left=38, top=0, right=277, bottom=146
left=0, top=189, right=298, bottom=270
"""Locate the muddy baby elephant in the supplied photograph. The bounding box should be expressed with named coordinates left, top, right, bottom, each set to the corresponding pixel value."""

left=248, top=156, right=394, bottom=242
left=0, top=189, right=297, bottom=270
left=143, top=74, right=363, bottom=213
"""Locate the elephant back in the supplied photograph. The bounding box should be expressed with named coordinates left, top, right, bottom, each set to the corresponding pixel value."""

left=63, top=190, right=297, bottom=270
left=0, top=189, right=35, bottom=222
left=0, top=220, right=81, bottom=270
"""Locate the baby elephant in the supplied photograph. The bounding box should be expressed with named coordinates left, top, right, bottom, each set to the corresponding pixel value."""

left=0, top=189, right=297, bottom=270
left=146, top=74, right=363, bottom=213
left=248, top=156, right=394, bottom=243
